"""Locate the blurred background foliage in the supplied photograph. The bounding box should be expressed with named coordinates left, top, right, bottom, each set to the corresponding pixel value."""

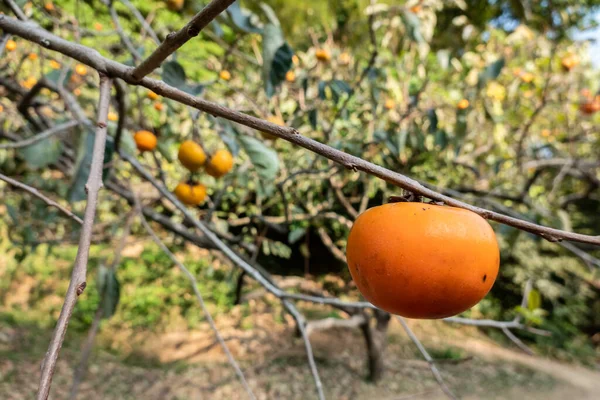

left=0, top=0, right=599, bottom=367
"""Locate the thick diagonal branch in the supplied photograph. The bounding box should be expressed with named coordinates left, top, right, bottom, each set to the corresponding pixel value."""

left=36, top=75, right=111, bottom=400
left=130, top=0, right=236, bottom=80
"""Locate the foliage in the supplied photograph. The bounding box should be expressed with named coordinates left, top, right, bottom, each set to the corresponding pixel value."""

left=0, top=0, right=599, bottom=363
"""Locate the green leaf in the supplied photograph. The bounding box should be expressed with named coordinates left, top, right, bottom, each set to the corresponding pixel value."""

left=434, top=130, right=449, bottom=149
left=45, top=68, right=73, bottom=85
left=162, top=61, right=187, bottom=88
left=237, top=135, right=279, bottom=181
left=262, top=24, right=293, bottom=97
left=18, top=136, right=63, bottom=169
left=401, top=10, right=425, bottom=43
left=226, top=2, right=263, bottom=33
left=288, top=227, right=306, bottom=244
left=218, top=121, right=241, bottom=156
left=156, top=139, right=174, bottom=163
left=309, top=109, right=318, bottom=130
left=328, top=79, right=352, bottom=103
left=427, top=109, right=439, bottom=133
left=97, top=265, right=120, bottom=319
left=528, top=289, right=541, bottom=311
left=478, top=58, right=505, bottom=89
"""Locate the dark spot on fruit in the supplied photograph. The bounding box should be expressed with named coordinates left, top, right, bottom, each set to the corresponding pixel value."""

left=422, top=208, right=426, bottom=211
left=482, top=274, right=487, bottom=283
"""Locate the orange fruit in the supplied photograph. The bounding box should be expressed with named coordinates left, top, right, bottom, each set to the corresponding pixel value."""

left=457, top=99, right=469, bottom=109
left=22, top=77, right=38, bottom=89
left=166, top=0, right=184, bottom=11
left=346, top=202, right=499, bottom=319
left=206, top=149, right=234, bottom=178
left=292, top=55, right=299, bottom=65
left=94, top=22, right=103, bottom=31
left=174, top=182, right=207, bottom=206
left=339, top=52, right=351, bottom=66
left=147, top=90, right=159, bottom=100
left=73, top=88, right=81, bottom=96
left=541, top=129, right=551, bottom=138
left=178, top=140, right=207, bottom=171
left=520, top=72, right=534, bottom=83
left=580, top=99, right=600, bottom=115
left=49, top=60, right=61, bottom=69
left=28, top=53, right=38, bottom=61
left=384, top=99, right=395, bottom=110
left=5, top=40, right=17, bottom=52
left=410, top=5, right=422, bottom=13
left=134, top=130, right=157, bottom=152
left=0, top=105, right=4, bottom=113
left=262, top=115, right=284, bottom=140
left=153, top=102, right=164, bottom=111
left=561, top=54, right=579, bottom=71
left=107, top=112, right=118, bottom=122
left=220, top=70, right=231, bottom=81
left=315, top=49, right=331, bottom=62
left=285, top=70, right=295, bottom=82
left=580, top=88, right=592, bottom=99
left=75, top=64, right=87, bottom=75
left=44, top=2, right=54, bottom=11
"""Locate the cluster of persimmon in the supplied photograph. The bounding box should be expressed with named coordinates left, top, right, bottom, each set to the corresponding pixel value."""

left=133, top=119, right=234, bottom=207
left=579, top=89, right=600, bottom=115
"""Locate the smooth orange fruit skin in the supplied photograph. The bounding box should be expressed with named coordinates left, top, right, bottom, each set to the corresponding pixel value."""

left=315, top=49, right=331, bottom=62
left=134, top=130, right=157, bottom=152
left=178, top=140, right=206, bottom=171
left=5, top=40, right=17, bottom=52
left=220, top=70, right=231, bottom=81
left=580, top=100, right=600, bottom=115
left=147, top=90, right=159, bottom=100
left=75, top=64, right=87, bottom=76
left=346, top=202, right=500, bottom=319
left=174, top=183, right=207, bottom=206
left=206, top=149, right=234, bottom=178
left=457, top=99, right=469, bottom=109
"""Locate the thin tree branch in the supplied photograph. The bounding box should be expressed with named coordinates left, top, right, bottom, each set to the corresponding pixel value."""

left=113, top=79, right=127, bottom=154
left=0, top=172, right=83, bottom=224
left=132, top=192, right=257, bottom=400
left=104, top=0, right=142, bottom=63
left=130, top=0, right=236, bottom=80
left=0, top=120, right=79, bottom=149
left=37, top=75, right=111, bottom=400
left=119, top=0, right=160, bottom=45
left=68, top=213, right=135, bottom=400
left=2, top=0, right=27, bottom=20
left=396, top=317, right=457, bottom=400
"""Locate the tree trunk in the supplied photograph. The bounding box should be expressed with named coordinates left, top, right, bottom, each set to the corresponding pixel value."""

left=360, top=309, right=390, bottom=382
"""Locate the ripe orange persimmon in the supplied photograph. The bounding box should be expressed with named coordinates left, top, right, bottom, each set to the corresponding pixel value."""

left=134, top=130, right=157, bottom=152
left=178, top=140, right=206, bottom=171
left=5, top=40, right=17, bottom=52
left=384, top=99, right=395, bottom=110
left=285, top=71, right=295, bottom=82
left=147, top=90, right=159, bottom=100
left=220, top=70, right=231, bottom=81
left=346, top=202, right=500, bottom=319
left=49, top=60, right=61, bottom=69
left=166, top=0, right=184, bottom=12
left=75, top=64, right=87, bottom=76
left=28, top=53, right=38, bottom=61
left=292, top=55, right=299, bottom=65
left=153, top=102, right=164, bottom=111
left=94, top=22, right=103, bottom=31
left=206, top=149, right=234, bottom=178
left=457, top=99, right=469, bottom=109
left=315, top=49, right=331, bottom=62
left=580, top=98, right=600, bottom=115
left=262, top=115, right=283, bottom=140
left=174, top=182, right=207, bottom=206
left=339, top=52, right=351, bottom=66
left=561, top=54, right=579, bottom=71
left=44, top=2, right=54, bottom=11
left=520, top=72, right=534, bottom=83
left=107, top=112, right=118, bottom=122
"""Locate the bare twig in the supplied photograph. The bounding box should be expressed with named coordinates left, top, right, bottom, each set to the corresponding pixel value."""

left=2, top=0, right=27, bottom=20
left=119, top=0, right=160, bottom=45
left=130, top=0, right=236, bottom=80
left=3, top=15, right=597, bottom=244
left=132, top=193, right=257, bottom=400
left=0, top=120, right=79, bottom=149
left=0, top=172, right=83, bottom=224
left=105, top=0, right=142, bottom=63
left=396, top=317, right=457, bottom=400
left=37, top=75, right=111, bottom=400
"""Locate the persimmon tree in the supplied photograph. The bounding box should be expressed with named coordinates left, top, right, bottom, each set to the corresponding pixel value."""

left=0, top=0, right=599, bottom=399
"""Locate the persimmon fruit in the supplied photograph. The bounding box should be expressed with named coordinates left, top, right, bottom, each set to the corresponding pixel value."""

left=174, top=182, right=207, bottom=206
left=580, top=98, right=600, bottom=115
left=315, top=49, right=331, bottom=62
left=346, top=202, right=500, bottom=319
left=178, top=140, right=206, bottom=171
left=167, top=0, right=184, bottom=12
left=384, top=99, right=395, bottom=110
left=285, top=71, right=295, bottom=82
left=5, top=40, right=17, bottom=52
left=457, top=99, right=470, bottom=109
left=220, top=70, right=231, bottom=81
left=134, top=130, right=157, bottom=152
left=147, top=90, right=159, bottom=100
left=206, top=149, right=234, bottom=178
